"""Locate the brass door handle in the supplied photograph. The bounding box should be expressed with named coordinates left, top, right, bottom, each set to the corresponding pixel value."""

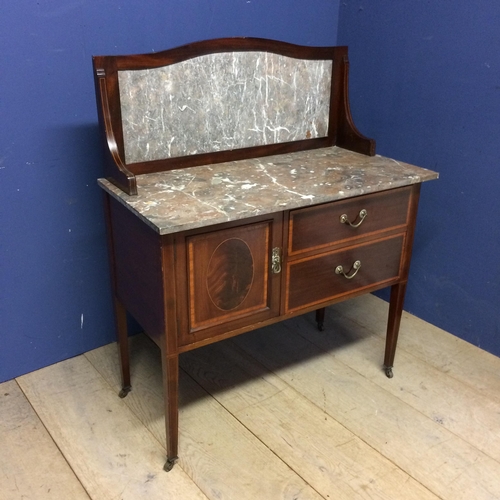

left=335, top=260, right=361, bottom=279
left=340, top=209, right=367, bottom=228
left=271, top=247, right=282, bottom=274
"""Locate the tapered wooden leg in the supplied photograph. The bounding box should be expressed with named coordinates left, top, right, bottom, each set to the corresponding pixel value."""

left=161, top=352, right=179, bottom=471
left=384, top=282, right=407, bottom=378
left=315, top=308, right=326, bottom=331
left=114, top=298, right=132, bottom=397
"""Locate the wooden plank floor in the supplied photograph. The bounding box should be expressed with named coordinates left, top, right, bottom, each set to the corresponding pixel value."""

left=3, top=294, right=500, bottom=499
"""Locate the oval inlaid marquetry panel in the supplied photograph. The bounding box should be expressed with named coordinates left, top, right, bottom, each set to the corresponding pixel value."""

left=206, top=238, right=254, bottom=311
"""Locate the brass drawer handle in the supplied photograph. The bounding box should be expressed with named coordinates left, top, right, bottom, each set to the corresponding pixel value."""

left=340, top=209, right=367, bottom=228
left=335, top=260, right=361, bottom=279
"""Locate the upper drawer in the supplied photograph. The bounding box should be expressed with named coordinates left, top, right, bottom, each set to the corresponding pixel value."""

left=288, top=187, right=411, bottom=255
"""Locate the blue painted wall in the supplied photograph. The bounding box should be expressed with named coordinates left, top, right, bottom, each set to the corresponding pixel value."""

left=0, top=1, right=340, bottom=382
left=338, top=2, right=500, bottom=354
left=3, top=0, right=498, bottom=383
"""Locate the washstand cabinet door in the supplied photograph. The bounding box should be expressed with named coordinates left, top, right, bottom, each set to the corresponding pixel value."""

left=179, top=216, right=282, bottom=344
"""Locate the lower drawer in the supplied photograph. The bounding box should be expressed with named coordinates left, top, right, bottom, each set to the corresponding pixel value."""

left=285, top=234, right=404, bottom=312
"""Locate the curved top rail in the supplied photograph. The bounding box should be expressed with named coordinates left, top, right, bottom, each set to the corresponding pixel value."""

left=94, top=37, right=342, bottom=71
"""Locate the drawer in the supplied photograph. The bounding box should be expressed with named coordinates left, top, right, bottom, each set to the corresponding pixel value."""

left=286, top=234, right=404, bottom=312
left=288, top=187, right=410, bottom=256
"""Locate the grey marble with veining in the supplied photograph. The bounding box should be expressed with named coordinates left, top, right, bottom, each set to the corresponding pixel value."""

left=98, top=146, right=438, bottom=235
left=118, top=52, right=331, bottom=164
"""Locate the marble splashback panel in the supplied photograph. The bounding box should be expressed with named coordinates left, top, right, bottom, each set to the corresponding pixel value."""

left=99, top=146, right=439, bottom=235
left=118, top=52, right=332, bottom=164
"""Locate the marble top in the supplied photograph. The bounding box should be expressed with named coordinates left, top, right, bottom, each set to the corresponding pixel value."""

left=98, top=146, right=438, bottom=235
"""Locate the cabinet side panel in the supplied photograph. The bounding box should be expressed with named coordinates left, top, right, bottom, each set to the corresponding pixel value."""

left=108, top=199, right=165, bottom=342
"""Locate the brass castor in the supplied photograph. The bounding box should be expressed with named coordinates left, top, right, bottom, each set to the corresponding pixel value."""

left=163, top=457, right=178, bottom=472
left=118, top=386, right=132, bottom=398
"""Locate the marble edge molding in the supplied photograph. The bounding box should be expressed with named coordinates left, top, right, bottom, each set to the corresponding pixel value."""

left=97, top=147, right=438, bottom=235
